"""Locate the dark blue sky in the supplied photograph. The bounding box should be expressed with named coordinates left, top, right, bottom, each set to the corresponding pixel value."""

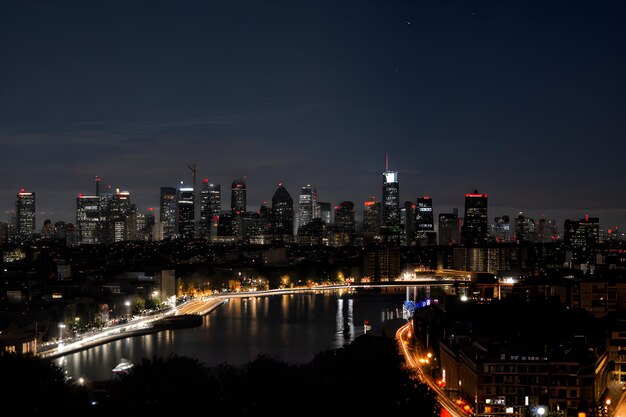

left=1, top=0, right=625, bottom=229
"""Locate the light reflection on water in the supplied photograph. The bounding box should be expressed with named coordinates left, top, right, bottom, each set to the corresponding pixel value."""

left=57, top=291, right=407, bottom=382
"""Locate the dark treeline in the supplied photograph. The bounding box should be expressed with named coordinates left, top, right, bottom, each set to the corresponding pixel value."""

left=0, top=335, right=438, bottom=416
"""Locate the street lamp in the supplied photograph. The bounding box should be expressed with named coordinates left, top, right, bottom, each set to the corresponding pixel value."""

left=537, top=407, right=546, bottom=416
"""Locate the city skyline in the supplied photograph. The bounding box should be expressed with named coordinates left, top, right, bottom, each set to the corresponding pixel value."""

left=1, top=1, right=625, bottom=228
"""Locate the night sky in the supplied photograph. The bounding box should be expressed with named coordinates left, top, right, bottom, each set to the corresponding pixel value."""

left=1, top=1, right=625, bottom=229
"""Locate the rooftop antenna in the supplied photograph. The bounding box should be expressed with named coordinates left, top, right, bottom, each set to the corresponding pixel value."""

left=187, top=164, right=196, bottom=188
left=95, top=175, right=101, bottom=196
left=385, top=152, right=389, bottom=171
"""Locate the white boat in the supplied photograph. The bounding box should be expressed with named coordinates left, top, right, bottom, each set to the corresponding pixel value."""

left=112, top=359, right=133, bottom=374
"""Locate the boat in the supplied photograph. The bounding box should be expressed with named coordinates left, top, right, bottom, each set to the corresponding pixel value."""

left=112, top=359, right=133, bottom=374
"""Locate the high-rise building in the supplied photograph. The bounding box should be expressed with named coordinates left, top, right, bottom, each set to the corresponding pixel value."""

left=199, top=179, right=211, bottom=239
left=15, top=189, right=36, bottom=239
left=363, top=198, right=381, bottom=235
left=415, top=196, right=434, bottom=231
left=160, top=187, right=177, bottom=239
left=514, top=212, right=536, bottom=243
left=491, top=215, right=511, bottom=243
left=271, top=184, right=293, bottom=239
left=564, top=215, right=599, bottom=248
left=178, top=187, right=195, bottom=239
left=231, top=178, right=246, bottom=213
left=439, top=209, right=459, bottom=245
left=317, top=202, right=331, bottom=225
left=536, top=217, right=559, bottom=243
left=110, top=190, right=131, bottom=243
left=334, top=201, right=355, bottom=244
left=76, top=194, right=104, bottom=244
left=382, top=166, right=400, bottom=230
left=400, top=201, right=416, bottom=245
left=461, top=191, right=489, bottom=245
left=297, top=185, right=314, bottom=232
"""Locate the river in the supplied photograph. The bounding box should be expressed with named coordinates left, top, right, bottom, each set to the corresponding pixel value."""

left=56, top=289, right=412, bottom=381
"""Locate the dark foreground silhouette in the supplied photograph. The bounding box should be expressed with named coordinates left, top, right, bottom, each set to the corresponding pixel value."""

left=0, top=335, right=438, bottom=416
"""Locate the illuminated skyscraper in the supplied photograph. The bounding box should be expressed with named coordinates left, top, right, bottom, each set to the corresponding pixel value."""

left=400, top=201, right=416, bottom=245
left=76, top=194, right=103, bottom=244
left=199, top=179, right=211, bottom=239
left=415, top=196, right=434, bottom=231
left=271, top=184, right=293, bottom=239
left=461, top=191, right=489, bottom=245
left=231, top=178, right=247, bottom=213
left=363, top=197, right=381, bottom=235
left=160, top=187, right=177, bottom=239
left=382, top=164, right=400, bottom=230
left=317, top=202, right=331, bottom=225
left=297, top=185, right=314, bottom=232
left=178, top=187, right=195, bottom=239
left=334, top=201, right=355, bottom=244
left=110, top=190, right=131, bottom=243
left=15, top=189, right=35, bottom=239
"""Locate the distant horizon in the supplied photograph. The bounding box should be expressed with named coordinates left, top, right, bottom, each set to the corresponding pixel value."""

left=2, top=168, right=621, bottom=233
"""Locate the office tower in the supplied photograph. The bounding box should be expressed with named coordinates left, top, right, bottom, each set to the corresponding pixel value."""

left=514, top=212, right=536, bottom=243
left=271, top=184, right=294, bottom=239
left=461, top=191, right=489, bottom=245
left=491, top=215, right=511, bottom=243
left=536, top=217, right=559, bottom=243
left=144, top=209, right=156, bottom=241
left=382, top=159, right=400, bottom=230
left=40, top=219, right=54, bottom=239
left=199, top=179, right=211, bottom=239
left=110, top=190, right=131, bottom=242
left=363, top=197, right=381, bottom=235
left=76, top=194, right=104, bottom=244
left=15, top=189, right=36, bottom=239
left=231, top=178, right=246, bottom=213
left=334, top=201, right=356, bottom=244
left=564, top=215, right=599, bottom=248
left=312, top=189, right=320, bottom=219
left=439, top=209, right=460, bottom=245
left=297, top=185, right=314, bottom=232
left=160, top=187, right=178, bottom=239
left=415, top=196, right=434, bottom=231
left=178, top=187, right=195, bottom=239
left=317, top=202, right=331, bottom=225
left=400, top=201, right=416, bottom=245
left=207, top=182, right=221, bottom=236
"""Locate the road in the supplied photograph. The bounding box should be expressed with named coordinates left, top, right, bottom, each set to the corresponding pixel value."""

left=396, top=321, right=467, bottom=417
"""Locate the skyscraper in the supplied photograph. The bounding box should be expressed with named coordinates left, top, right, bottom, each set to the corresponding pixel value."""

left=334, top=201, right=355, bottom=244
left=461, top=191, right=489, bottom=245
left=400, top=201, right=416, bottom=245
left=317, top=202, right=331, bottom=225
left=363, top=198, right=381, bottom=235
left=297, top=185, right=314, bottom=232
left=438, top=209, right=459, bottom=245
left=231, top=178, right=247, bottom=213
left=178, top=187, right=195, bottom=239
left=415, top=196, right=434, bottom=231
left=15, top=189, right=35, bottom=239
left=271, top=184, right=293, bottom=239
left=76, top=194, right=103, bottom=244
left=382, top=161, right=400, bottom=231
left=109, top=190, right=131, bottom=243
left=199, top=179, right=211, bottom=239
left=491, top=215, right=511, bottom=243
left=208, top=182, right=221, bottom=236
left=514, top=212, right=536, bottom=243
left=160, top=187, right=177, bottom=239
